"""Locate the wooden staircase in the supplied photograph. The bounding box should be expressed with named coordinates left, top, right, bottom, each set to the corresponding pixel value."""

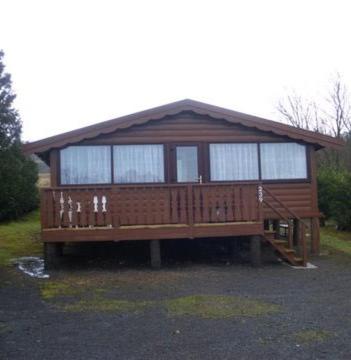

left=263, top=230, right=305, bottom=267
left=261, top=186, right=308, bottom=267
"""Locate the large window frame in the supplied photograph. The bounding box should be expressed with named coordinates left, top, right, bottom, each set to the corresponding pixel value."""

left=113, top=144, right=166, bottom=184
left=207, top=141, right=309, bottom=184
left=57, top=141, right=310, bottom=186
left=259, top=142, right=308, bottom=181
left=59, top=145, right=112, bottom=185
left=209, top=143, right=260, bottom=182
left=58, top=144, right=167, bottom=186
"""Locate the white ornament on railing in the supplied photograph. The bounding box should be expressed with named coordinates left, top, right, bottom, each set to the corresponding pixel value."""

left=257, top=186, right=263, bottom=203
left=68, top=196, right=73, bottom=227
left=102, top=196, right=107, bottom=212
left=93, top=196, right=99, bottom=213
left=59, top=192, right=65, bottom=227
left=76, top=201, right=81, bottom=213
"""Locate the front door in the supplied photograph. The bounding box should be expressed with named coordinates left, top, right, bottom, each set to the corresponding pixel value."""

left=171, top=144, right=203, bottom=183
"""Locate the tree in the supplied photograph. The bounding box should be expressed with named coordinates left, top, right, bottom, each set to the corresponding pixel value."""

left=277, top=74, right=351, bottom=170
left=277, top=92, right=326, bottom=133
left=277, top=74, right=351, bottom=138
left=0, top=50, right=38, bottom=220
left=324, top=73, right=351, bottom=137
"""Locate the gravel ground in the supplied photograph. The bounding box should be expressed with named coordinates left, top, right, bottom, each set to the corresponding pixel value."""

left=1, top=240, right=351, bottom=360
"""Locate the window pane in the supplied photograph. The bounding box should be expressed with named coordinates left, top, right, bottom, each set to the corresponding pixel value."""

left=176, top=146, right=198, bottom=182
left=114, top=145, right=164, bottom=183
left=60, top=146, right=111, bottom=184
left=260, top=143, right=307, bottom=180
left=210, top=143, right=259, bottom=181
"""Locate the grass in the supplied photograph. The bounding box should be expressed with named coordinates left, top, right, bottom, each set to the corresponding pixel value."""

left=294, top=329, right=332, bottom=344
left=164, top=295, right=280, bottom=319
left=0, top=211, right=41, bottom=266
left=38, top=173, right=50, bottom=188
left=320, top=225, right=351, bottom=256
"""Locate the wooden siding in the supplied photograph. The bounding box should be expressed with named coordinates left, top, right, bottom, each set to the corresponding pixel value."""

left=263, top=183, right=317, bottom=219
left=49, top=115, right=320, bottom=219
left=80, top=113, right=293, bottom=145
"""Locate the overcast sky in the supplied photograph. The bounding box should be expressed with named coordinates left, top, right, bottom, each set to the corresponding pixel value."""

left=1, top=0, right=351, bottom=142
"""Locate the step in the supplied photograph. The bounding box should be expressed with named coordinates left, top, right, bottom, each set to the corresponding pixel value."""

left=293, top=257, right=303, bottom=262
left=284, top=248, right=296, bottom=254
left=272, top=240, right=286, bottom=245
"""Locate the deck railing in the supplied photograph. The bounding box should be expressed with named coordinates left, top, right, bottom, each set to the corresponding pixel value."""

left=40, top=183, right=263, bottom=229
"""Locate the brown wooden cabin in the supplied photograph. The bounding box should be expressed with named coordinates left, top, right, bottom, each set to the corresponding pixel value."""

left=23, top=99, right=343, bottom=268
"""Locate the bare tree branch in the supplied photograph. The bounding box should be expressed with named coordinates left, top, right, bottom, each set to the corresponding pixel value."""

left=276, top=73, right=350, bottom=138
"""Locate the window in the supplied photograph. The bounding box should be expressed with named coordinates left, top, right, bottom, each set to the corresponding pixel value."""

left=113, top=145, right=164, bottom=183
left=176, top=146, right=199, bottom=182
left=260, top=143, right=307, bottom=180
left=210, top=143, right=259, bottom=181
left=60, top=146, right=111, bottom=184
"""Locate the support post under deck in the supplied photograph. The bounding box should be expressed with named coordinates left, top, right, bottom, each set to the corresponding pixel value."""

left=229, top=237, right=242, bottom=263
left=150, top=240, right=161, bottom=269
left=44, top=242, right=63, bottom=269
left=250, top=235, right=262, bottom=267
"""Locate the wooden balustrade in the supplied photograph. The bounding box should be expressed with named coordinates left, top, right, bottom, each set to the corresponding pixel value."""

left=40, top=183, right=262, bottom=230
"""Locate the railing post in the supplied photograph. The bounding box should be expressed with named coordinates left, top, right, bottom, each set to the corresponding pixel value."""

left=301, top=224, right=307, bottom=266
left=40, top=189, right=47, bottom=229
left=187, top=185, right=194, bottom=227
left=257, top=185, right=263, bottom=222
left=287, top=220, right=293, bottom=249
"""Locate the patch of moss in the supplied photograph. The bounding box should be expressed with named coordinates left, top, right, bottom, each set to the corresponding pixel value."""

left=64, top=297, right=150, bottom=313
left=0, top=323, right=10, bottom=334
left=164, top=295, right=280, bottom=319
left=294, top=330, right=332, bottom=344
left=0, top=211, right=41, bottom=266
left=40, top=281, right=83, bottom=299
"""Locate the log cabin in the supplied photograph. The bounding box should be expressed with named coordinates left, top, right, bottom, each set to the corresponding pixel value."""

left=23, top=99, right=344, bottom=268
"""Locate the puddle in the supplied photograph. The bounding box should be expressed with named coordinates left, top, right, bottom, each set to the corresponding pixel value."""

left=11, top=257, right=49, bottom=279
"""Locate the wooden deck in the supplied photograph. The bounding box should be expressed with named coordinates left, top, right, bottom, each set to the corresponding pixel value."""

left=40, top=183, right=264, bottom=242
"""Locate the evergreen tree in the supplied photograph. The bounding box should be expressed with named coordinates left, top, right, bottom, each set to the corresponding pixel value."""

left=0, top=50, right=38, bottom=220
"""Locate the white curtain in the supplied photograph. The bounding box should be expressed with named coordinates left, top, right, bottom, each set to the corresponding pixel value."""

left=260, top=143, right=307, bottom=180
left=114, top=145, right=164, bottom=183
left=60, top=146, right=111, bottom=184
left=176, top=146, right=198, bottom=182
left=210, top=143, right=259, bottom=181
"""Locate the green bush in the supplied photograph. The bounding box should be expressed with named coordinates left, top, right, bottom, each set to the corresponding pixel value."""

left=318, top=167, right=351, bottom=230
left=0, top=145, right=38, bottom=221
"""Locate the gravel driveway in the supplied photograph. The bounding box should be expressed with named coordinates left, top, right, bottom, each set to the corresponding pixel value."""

left=1, top=242, right=351, bottom=360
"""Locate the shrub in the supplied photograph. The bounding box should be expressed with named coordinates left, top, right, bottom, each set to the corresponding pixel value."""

left=318, top=167, right=351, bottom=230
left=0, top=145, right=38, bottom=220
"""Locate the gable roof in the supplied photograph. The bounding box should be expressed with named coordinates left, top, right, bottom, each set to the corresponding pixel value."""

left=23, top=99, right=344, bottom=155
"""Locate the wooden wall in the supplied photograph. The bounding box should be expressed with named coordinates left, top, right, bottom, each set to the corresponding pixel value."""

left=80, top=113, right=293, bottom=144
left=49, top=112, right=320, bottom=219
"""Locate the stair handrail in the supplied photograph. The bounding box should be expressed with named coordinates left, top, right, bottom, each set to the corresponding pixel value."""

left=262, top=186, right=307, bottom=266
